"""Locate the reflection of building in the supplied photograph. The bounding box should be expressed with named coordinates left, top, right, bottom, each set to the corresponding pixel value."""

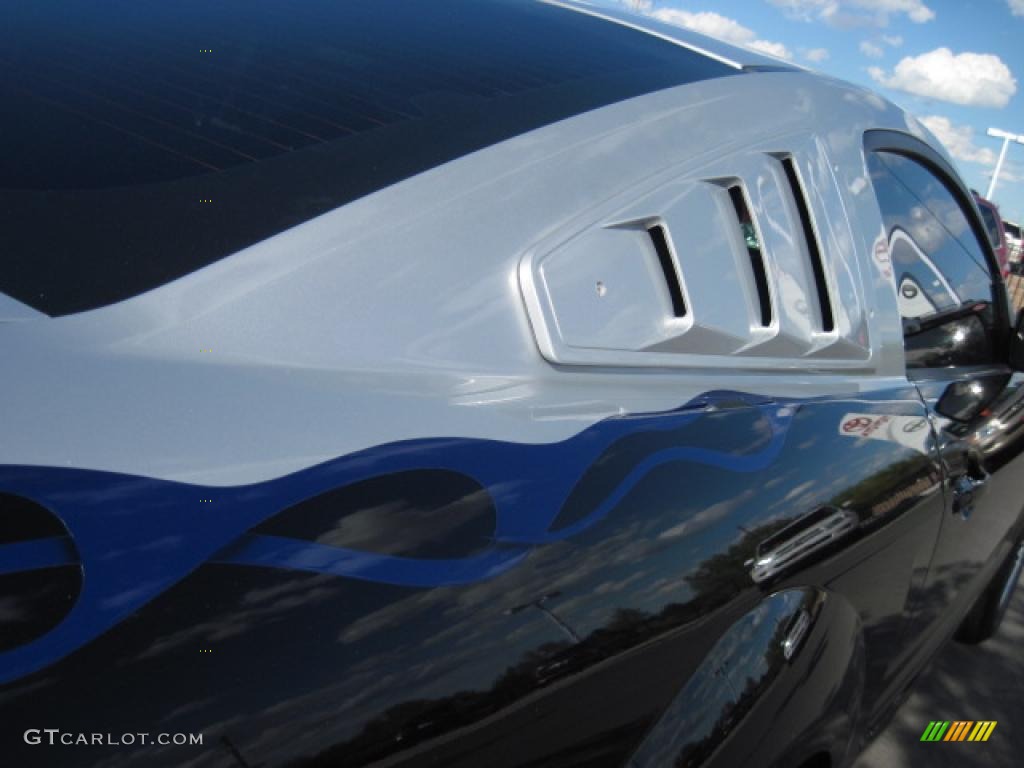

left=889, top=228, right=959, bottom=318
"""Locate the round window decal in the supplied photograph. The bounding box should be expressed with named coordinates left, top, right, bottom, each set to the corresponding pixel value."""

left=0, top=493, right=82, bottom=653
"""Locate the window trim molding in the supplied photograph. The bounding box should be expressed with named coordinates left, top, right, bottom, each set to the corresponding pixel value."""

left=863, top=128, right=1012, bottom=364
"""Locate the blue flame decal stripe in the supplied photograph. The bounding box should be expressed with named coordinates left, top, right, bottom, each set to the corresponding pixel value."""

left=0, top=537, right=77, bottom=576
left=216, top=534, right=530, bottom=587
left=0, top=391, right=794, bottom=684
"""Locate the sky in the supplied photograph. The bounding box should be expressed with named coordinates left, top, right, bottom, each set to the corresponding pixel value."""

left=593, top=0, right=1024, bottom=223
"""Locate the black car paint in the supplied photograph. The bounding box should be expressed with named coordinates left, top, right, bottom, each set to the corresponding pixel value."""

left=8, top=379, right=1021, bottom=768
left=914, top=372, right=1024, bottom=631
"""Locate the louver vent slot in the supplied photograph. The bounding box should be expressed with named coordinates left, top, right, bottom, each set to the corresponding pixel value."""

left=728, top=185, right=772, bottom=327
left=648, top=224, right=687, bottom=318
left=781, top=157, right=834, bottom=333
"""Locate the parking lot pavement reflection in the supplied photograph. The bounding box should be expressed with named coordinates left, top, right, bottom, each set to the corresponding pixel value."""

left=855, top=573, right=1024, bottom=768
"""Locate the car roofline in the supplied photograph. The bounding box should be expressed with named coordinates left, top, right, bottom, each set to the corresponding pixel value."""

left=540, top=0, right=801, bottom=71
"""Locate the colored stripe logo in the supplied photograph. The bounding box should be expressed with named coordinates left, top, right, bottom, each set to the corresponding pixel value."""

left=920, top=721, right=997, bottom=742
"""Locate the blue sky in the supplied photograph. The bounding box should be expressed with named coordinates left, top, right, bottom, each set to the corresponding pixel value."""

left=596, top=0, right=1024, bottom=223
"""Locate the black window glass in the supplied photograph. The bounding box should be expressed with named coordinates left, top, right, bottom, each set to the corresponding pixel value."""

left=0, top=0, right=742, bottom=316
left=867, top=151, right=996, bottom=368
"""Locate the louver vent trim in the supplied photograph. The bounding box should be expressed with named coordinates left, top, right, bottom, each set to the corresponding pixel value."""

left=647, top=224, right=687, bottom=318
left=727, top=185, right=772, bottom=327
left=780, top=156, right=835, bottom=333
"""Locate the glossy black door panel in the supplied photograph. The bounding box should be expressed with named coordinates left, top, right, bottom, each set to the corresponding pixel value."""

left=913, top=372, right=1024, bottom=634
left=630, top=587, right=865, bottom=768
left=859, top=132, right=1024, bottom=732
left=1, top=388, right=945, bottom=767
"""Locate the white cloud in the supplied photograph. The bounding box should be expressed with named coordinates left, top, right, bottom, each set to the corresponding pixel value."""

left=860, top=40, right=885, bottom=58
left=858, top=0, right=935, bottom=23
left=997, top=164, right=1023, bottom=184
left=804, top=47, right=830, bottom=62
left=650, top=9, right=751, bottom=43
left=768, top=0, right=934, bottom=26
left=918, top=115, right=997, bottom=165
left=1009, top=0, right=1024, bottom=17
left=619, top=0, right=653, bottom=11
left=859, top=33, right=900, bottom=59
left=748, top=39, right=793, bottom=58
left=650, top=9, right=792, bottom=59
left=869, top=48, right=1017, bottom=108
left=767, top=0, right=837, bottom=21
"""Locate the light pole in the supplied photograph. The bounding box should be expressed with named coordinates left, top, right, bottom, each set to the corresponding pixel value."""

left=986, top=127, right=1024, bottom=200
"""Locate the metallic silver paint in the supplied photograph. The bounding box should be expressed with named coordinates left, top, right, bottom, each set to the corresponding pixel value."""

left=0, top=26, right=961, bottom=487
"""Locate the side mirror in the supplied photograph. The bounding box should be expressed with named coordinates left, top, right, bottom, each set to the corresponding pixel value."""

left=903, top=304, right=993, bottom=369
left=1011, top=308, right=1024, bottom=371
left=936, top=374, right=1009, bottom=422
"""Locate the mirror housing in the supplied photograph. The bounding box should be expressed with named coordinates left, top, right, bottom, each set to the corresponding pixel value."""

left=936, top=374, right=1009, bottom=423
left=904, top=304, right=993, bottom=369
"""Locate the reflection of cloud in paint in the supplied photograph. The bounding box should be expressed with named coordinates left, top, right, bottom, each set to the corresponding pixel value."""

left=783, top=480, right=815, bottom=502
left=133, top=575, right=341, bottom=660
left=100, top=581, right=163, bottom=610
left=658, top=490, right=755, bottom=540
left=594, top=571, right=644, bottom=595
left=307, top=487, right=491, bottom=555
left=159, top=697, right=216, bottom=725
left=0, top=677, right=54, bottom=708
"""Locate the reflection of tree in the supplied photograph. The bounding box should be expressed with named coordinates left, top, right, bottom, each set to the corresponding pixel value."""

left=274, top=462, right=1011, bottom=768
left=605, top=607, right=647, bottom=632
left=284, top=521, right=805, bottom=768
left=686, top=518, right=797, bottom=605
left=684, top=454, right=942, bottom=605
left=829, top=456, right=936, bottom=522
left=290, top=475, right=964, bottom=767
left=673, top=675, right=763, bottom=768
left=672, top=615, right=792, bottom=768
left=285, top=638, right=574, bottom=767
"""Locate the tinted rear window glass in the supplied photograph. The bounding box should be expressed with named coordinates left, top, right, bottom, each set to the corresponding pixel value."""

left=869, top=152, right=993, bottom=312
left=0, top=0, right=739, bottom=316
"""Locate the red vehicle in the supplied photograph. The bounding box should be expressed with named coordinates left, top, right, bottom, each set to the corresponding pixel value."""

left=975, top=193, right=1010, bottom=276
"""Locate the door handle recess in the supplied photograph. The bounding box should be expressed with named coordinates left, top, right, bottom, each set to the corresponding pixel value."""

left=750, top=506, right=858, bottom=583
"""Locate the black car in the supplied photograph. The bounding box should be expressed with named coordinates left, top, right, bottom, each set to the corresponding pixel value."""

left=3, top=2, right=1024, bottom=767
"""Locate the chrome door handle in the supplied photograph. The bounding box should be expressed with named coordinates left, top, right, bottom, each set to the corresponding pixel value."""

left=750, top=506, right=859, bottom=583
left=781, top=609, right=812, bottom=661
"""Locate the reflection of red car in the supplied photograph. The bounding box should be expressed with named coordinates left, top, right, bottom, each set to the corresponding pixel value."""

left=974, top=193, right=1009, bottom=276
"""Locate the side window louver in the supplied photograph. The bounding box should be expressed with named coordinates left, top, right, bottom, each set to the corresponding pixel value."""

left=779, top=156, right=835, bottom=333
left=727, top=184, right=773, bottom=328
left=647, top=223, right=688, bottom=318
left=520, top=146, right=868, bottom=368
